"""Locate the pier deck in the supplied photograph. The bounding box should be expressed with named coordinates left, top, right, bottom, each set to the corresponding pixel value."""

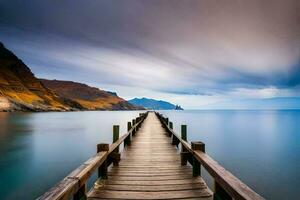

left=87, top=112, right=213, bottom=199
left=39, top=111, right=264, bottom=200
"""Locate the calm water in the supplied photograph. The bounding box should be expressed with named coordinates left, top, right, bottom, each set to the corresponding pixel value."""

left=0, top=110, right=299, bottom=199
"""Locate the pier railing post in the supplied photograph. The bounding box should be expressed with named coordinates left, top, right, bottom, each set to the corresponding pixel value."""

left=169, top=121, right=173, bottom=129
left=137, top=116, right=141, bottom=129
left=111, top=125, right=121, bottom=166
left=171, top=122, right=180, bottom=146
left=191, top=141, right=205, bottom=177
left=73, top=184, right=86, bottom=200
left=214, top=182, right=233, bottom=200
left=113, top=125, right=119, bottom=151
left=132, top=119, right=136, bottom=136
left=97, top=143, right=109, bottom=179
left=124, top=121, right=132, bottom=147
left=180, top=125, right=188, bottom=165
left=168, top=121, right=174, bottom=137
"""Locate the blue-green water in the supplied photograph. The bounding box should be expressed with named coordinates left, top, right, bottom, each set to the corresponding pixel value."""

left=0, top=110, right=299, bottom=199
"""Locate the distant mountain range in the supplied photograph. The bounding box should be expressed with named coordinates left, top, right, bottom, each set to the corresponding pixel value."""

left=0, top=42, right=142, bottom=111
left=129, top=98, right=183, bottom=110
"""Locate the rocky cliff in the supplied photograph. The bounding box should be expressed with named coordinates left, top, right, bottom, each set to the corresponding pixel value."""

left=0, top=42, right=142, bottom=111
left=0, top=42, right=77, bottom=111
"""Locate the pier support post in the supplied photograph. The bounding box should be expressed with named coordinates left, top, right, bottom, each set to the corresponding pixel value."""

left=136, top=117, right=140, bottom=129
left=171, top=122, right=179, bottom=146
left=169, top=121, right=173, bottom=129
left=168, top=121, right=174, bottom=137
left=180, top=125, right=188, bottom=165
left=181, top=125, right=187, bottom=141
left=73, top=184, right=86, bottom=200
left=165, top=118, right=169, bottom=126
left=113, top=125, right=119, bottom=152
left=97, top=143, right=109, bottom=179
left=111, top=125, right=121, bottom=166
left=124, top=122, right=132, bottom=147
left=132, top=119, right=136, bottom=136
left=214, top=182, right=232, bottom=200
left=191, top=141, right=205, bottom=177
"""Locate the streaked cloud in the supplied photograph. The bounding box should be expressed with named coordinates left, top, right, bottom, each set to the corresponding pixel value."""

left=0, top=0, right=299, bottom=108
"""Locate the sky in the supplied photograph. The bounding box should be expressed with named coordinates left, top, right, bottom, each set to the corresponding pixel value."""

left=0, top=0, right=299, bottom=109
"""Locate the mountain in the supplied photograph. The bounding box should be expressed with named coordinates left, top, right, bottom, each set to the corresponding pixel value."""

left=129, top=97, right=183, bottom=110
left=0, top=42, right=142, bottom=111
left=40, top=79, right=143, bottom=110
left=0, top=42, right=78, bottom=111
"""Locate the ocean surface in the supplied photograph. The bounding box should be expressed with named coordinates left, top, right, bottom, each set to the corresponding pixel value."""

left=0, top=110, right=299, bottom=199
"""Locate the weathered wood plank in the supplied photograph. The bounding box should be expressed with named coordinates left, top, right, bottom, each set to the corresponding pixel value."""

left=107, top=171, right=192, bottom=177
left=99, top=183, right=207, bottom=192
left=103, top=178, right=207, bottom=186
left=37, top=178, right=78, bottom=200
left=106, top=174, right=197, bottom=181
left=88, top=189, right=212, bottom=199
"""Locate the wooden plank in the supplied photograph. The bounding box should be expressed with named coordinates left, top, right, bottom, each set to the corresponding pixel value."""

left=103, top=177, right=208, bottom=186
left=88, top=189, right=212, bottom=199
left=107, top=174, right=196, bottom=181
left=68, top=152, right=107, bottom=184
left=37, top=178, right=78, bottom=200
left=99, top=183, right=207, bottom=192
left=107, top=171, right=192, bottom=177
left=109, top=166, right=192, bottom=170
left=38, top=151, right=108, bottom=200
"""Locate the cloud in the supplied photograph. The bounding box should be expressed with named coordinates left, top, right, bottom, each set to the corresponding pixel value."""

left=0, top=0, right=299, bottom=108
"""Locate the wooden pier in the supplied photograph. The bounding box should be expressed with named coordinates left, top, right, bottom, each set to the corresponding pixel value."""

left=39, top=112, right=264, bottom=200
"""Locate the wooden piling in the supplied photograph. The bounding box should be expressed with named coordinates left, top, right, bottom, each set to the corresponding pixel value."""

left=181, top=125, right=188, bottom=166
left=214, top=182, right=233, bottom=200
left=124, top=122, right=132, bottom=147
left=113, top=125, right=119, bottom=150
left=169, top=121, right=173, bottom=129
left=97, top=143, right=109, bottom=179
left=132, top=119, right=136, bottom=135
left=112, top=125, right=120, bottom=166
left=181, top=125, right=187, bottom=141
left=127, top=121, right=132, bottom=131
left=73, top=184, right=86, bottom=200
left=191, top=141, right=205, bottom=177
